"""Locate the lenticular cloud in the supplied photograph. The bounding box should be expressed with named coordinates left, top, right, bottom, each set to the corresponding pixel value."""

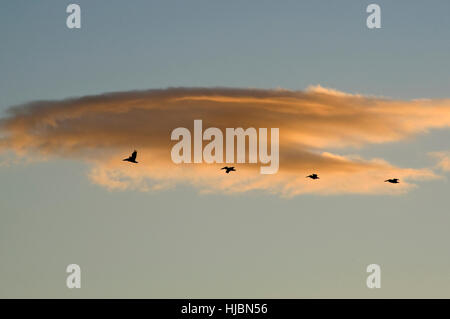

left=2, top=85, right=450, bottom=196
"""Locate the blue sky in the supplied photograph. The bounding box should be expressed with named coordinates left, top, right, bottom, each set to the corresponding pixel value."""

left=2, top=0, right=450, bottom=108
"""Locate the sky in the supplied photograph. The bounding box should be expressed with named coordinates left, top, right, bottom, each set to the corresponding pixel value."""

left=1, top=0, right=450, bottom=298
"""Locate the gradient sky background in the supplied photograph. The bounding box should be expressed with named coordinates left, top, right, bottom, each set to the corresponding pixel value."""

left=1, top=0, right=450, bottom=298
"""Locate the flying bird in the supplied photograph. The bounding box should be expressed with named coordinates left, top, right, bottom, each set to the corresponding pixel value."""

left=123, top=150, right=138, bottom=163
left=385, top=178, right=399, bottom=184
left=221, top=166, right=236, bottom=174
left=306, top=173, right=319, bottom=180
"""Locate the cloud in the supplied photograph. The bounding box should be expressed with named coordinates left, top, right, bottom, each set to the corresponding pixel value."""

left=430, top=151, right=450, bottom=172
left=1, top=86, right=449, bottom=196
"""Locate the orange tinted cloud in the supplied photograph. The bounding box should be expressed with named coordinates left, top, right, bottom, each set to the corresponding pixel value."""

left=430, top=151, right=450, bottom=172
left=1, top=86, right=449, bottom=196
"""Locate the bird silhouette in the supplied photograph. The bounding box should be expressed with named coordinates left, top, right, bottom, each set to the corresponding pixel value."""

left=306, top=173, right=319, bottom=180
left=221, top=166, right=236, bottom=174
left=385, top=178, right=399, bottom=184
left=123, top=150, right=138, bottom=163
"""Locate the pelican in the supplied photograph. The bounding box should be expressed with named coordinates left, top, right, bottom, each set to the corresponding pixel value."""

left=221, top=166, right=236, bottom=174
left=385, top=178, right=399, bottom=184
left=123, top=150, right=138, bottom=163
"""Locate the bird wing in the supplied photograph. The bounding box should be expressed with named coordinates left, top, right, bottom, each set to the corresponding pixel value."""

left=131, top=151, right=137, bottom=160
left=221, top=167, right=227, bottom=170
